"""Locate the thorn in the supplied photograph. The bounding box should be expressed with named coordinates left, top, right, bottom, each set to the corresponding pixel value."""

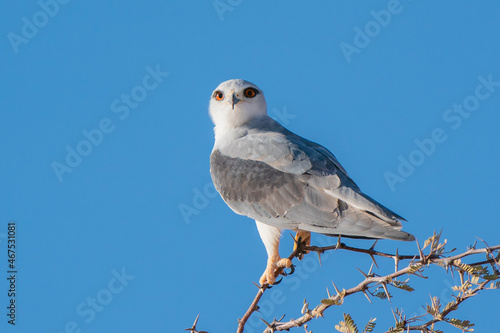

left=193, top=314, right=200, bottom=326
left=332, top=281, right=341, bottom=296
left=416, top=239, right=425, bottom=262
left=391, top=307, right=398, bottom=323
left=413, top=237, right=419, bottom=253
left=253, top=281, right=269, bottom=291
left=259, top=317, right=273, bottom=330
left=369, top=254, right=379, bottom=269
left=185, top=314, right=204, bottom=333
left=326, top=287, right=331, bottom=298
left=335, top=235, right=342, bottom=250
left=362, top=290, right=372, bottom=303
left=317, top=251, right=322, bottom=266
left=381, top=282, right=391, bottom=302
left=394, top=248, right=400, bottom=273
left=356, top=267, right=369, bottom=278
left=368, top=263, right=373, bottom=277
left=475, top=236, right=486, bottom=245
left=477, top=237, right=493, bottom=258
left=367, top=262, right=375, bottom=276
left=369, top=239, right=378, bottom=250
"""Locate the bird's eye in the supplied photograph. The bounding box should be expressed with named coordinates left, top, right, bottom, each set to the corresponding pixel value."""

left=244, top=88, right=258, bottom=98
left=214, top=91, right=224, bottom=101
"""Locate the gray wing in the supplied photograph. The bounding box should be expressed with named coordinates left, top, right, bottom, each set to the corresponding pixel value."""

left=211, top=117, right=413, bottom=241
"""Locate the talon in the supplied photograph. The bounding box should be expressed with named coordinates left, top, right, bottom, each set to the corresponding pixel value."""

left=294, top=231, right=311, bottom=260
left=273, top=276, right=283, bottom=285
left=282, top=264, right=295, bottom=276
left=259, top=256, right=293, bottom=286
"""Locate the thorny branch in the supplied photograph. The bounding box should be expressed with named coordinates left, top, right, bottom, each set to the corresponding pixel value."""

left=242, top=231, right=500, bottom=333
left=406, top=280, right=488, bottom=331
left=191, top=232, right=500, bottom=333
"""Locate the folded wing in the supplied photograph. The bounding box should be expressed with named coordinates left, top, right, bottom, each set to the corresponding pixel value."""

left=210, top=117, right=414, bottom=241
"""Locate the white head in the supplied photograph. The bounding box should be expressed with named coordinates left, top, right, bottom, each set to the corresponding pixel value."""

left=209, top=79, right=267, bottom=134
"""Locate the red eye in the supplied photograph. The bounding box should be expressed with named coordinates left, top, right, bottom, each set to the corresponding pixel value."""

left=214, top=91, right=224, bottom=100
left=244, top=88, right=258, bottom=98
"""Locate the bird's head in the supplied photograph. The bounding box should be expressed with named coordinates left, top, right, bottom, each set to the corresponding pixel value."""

left=209, top=79, right=267, bottom=130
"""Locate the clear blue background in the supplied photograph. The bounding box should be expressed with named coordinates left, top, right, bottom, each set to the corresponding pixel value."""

left=1, top=1, right=499, bottom=332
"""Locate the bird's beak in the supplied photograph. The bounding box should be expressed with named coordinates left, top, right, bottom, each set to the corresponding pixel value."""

left=230, top=92, right=240, bottom=110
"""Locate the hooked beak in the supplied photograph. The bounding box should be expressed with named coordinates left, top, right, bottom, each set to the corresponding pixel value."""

left=230, top=92, right=240, bottom=110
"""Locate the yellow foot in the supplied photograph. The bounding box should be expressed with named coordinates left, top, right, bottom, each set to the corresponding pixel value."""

left=259, top=256, right=292, bottom=286
left=293, top=231, right=311, bottom=260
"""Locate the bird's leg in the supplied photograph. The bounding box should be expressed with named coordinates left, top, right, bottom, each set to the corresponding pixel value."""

left=255, top=221, right=292, bottom=286
left=293, top=230, right=311, bottom=260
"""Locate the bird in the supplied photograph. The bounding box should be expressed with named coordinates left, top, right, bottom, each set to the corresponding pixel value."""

left=208, top=79, right=414, bottom=286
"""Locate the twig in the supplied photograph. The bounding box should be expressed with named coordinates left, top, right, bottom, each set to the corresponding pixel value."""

left=255, top=237, right=500, bottom=332
left=405, top=280, right=489, bottom=332
left=237, top=285, right=267, bottom=333
left=237, top=245, right=300, bottom=333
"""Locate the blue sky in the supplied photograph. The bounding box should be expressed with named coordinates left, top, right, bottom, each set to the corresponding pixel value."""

left=1, top=1, right=499, bottom=332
